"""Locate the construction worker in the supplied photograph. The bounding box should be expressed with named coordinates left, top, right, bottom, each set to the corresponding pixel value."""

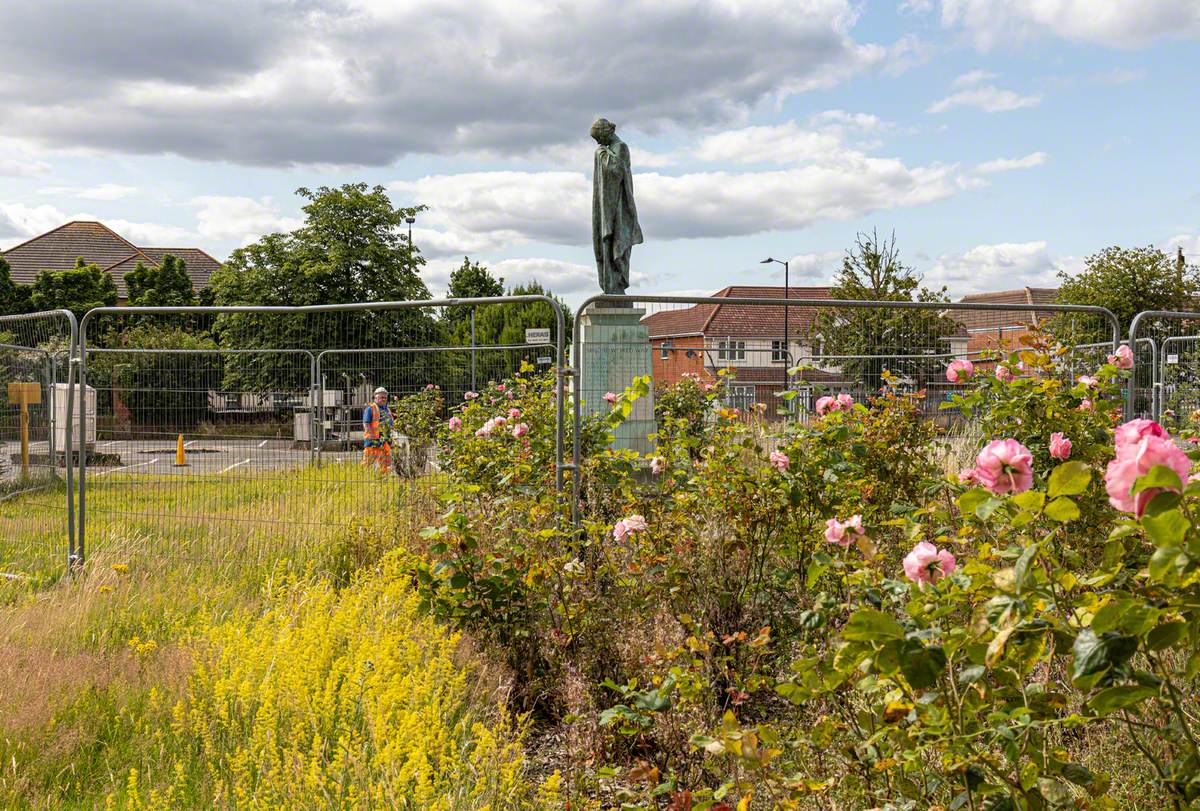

left=362, top=386, right=394, bottom=473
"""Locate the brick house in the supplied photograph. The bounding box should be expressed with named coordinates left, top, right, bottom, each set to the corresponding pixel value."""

left=955, top=287, right=1060, bottom=355
left=641, top=286, right=854, bottom=416
left=2, top=221, right=221, bottom=302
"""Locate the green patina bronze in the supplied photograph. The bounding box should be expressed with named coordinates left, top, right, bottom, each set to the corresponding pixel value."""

left=590, top=118, right=643, bottom=296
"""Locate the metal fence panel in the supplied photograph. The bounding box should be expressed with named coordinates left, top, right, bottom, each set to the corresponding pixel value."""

left=0, top=309, right=77, bottom=586
left=76, top=297, right=566, bottom=570
left=570, top=294, right=1120, bottom=524
left=1128, top=311, right=1200, bottom=422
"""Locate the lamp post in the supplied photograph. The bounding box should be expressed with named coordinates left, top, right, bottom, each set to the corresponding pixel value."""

left=761, top=257, right=790, bottom=401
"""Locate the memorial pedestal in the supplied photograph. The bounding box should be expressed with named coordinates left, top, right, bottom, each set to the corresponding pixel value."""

left=579, top=306, right=656, bottom=454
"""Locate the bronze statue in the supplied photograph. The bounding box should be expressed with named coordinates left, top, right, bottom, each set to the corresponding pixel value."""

left=591, top=118, right=643, bottom=296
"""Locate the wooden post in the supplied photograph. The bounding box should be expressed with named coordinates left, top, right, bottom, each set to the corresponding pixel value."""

left=8, top=382, right=41, bottom=480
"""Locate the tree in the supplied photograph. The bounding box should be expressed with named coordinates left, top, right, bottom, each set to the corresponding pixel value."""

left=1052, top=245, right=1199, bottom=342
left=208, top=183, right=441, bottom=391
left=124, top=253, right=197, bottom=307
left=0, top=256, right=33, bottom=315
left=30, top=257, right=118, bottom=321
left=812, top=231, right=957, bottom=391
left=464, top=281, right=571, bottom=384
left=444, top=257, right=504, bottom=336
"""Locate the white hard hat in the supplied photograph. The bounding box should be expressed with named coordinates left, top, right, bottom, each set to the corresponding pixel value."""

left=373, top=387, right=388, bottom=396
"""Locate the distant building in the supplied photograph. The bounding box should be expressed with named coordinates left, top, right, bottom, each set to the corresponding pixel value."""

left=1, top=221, right=221, bottom=302
left=955, top=287, right=1060, bottom=354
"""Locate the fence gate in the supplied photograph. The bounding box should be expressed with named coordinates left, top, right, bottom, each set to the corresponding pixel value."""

left=0, top=310, right=77, bottom=588
left=75, top=297, right=566, bottom=572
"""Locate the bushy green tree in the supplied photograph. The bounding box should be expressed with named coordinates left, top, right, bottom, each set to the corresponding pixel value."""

left=1052, top=244, right=1199, bottom=342
left=208, top=184, right=441, bottom=390
left=30, top=257, right=118, bottom=320
left=812, top=231, right=956, bottom=390
left=0, top=256, right=33, bottom=315
left=124, top=253, right=197, bottom=307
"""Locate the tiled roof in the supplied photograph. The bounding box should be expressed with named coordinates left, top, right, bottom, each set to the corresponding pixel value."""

left=954, top=287, right=1060, bottom=331
left=641, top=286, right=835, bottom=338
left=1, top=221, right=221, bottom=299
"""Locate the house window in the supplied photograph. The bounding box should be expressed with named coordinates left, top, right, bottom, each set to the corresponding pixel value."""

left=716, top=340, right=746, bottom=362
left=771, top=340, right=788, bottom=363
left=660, top=341, right=673, bottom=360
left=726, top=384, right=755, bottom=411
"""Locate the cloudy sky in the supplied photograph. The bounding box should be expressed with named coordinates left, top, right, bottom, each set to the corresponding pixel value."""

left=1, top=0, right=1198, bottom=305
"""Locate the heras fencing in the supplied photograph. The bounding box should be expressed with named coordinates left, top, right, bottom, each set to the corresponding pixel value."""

left=75, top=297, right=566, bottom=571
left=1127, top=311, right=1200, bottom=423
left=570, top=294, right=1121, bottom=523
left=0, top=309, right=77, bottom=586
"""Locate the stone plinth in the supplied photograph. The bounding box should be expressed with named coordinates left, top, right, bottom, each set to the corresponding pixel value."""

left=579, top=305, right=656, bottom=454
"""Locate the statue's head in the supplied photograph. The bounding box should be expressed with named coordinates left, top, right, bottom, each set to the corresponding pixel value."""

left=590, top=117, right=616, bottom=145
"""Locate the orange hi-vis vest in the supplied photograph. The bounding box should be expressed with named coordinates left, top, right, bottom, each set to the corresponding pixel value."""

left=364, top=403, right=391, bottom=447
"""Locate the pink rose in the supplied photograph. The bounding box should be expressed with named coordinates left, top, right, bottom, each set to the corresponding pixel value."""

left=946, top=358, right=974, bottom=383
left=650, top=456, right=667, bottom=475
left=903, top=541, right=957, bottom=587
left=512, top=422, right=529, bottom=439
left=1115, top=418, right=1168, bottom=449
left=613, top=514, right=648, bottom=542
left=1049, top=432, right=1072, bottom=460
left=493, top=415, right=508, bottom=428
left=1078, top=375, right=1099, bottom=388
left=958, top=468, right=977, bottom=484
left=972, top=439, right=1034, bottom=495
left=815, top=396, right=835, bottom=416
left=425, top=383, right=435, bottom=390
left=1078, top=398, right=1094, bottom=412
left=769, top=450, right=789, bottom=472
left=996, top=365, right=1015, bottom=383
left=603, top=392, right=618, bottom=405
left=1105, top=420, right=1191, bottom=516
left=475, top=418, right=496, bottom=437
left=496, top=383, right=506, bottom=392
left=447, top=416, right=463, bottom=432
left=509, top=408, right=521, bottom=419
left=464, top=390, right=478, bottom=400
left=824, top=515, right=865, bottom=547
left=1108, top=344, right=1134, bottom=370
left=836, top=393, right=854, bottom=410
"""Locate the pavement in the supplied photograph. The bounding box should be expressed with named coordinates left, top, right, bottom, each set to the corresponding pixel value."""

left=12, top=436, right=367, bottom=477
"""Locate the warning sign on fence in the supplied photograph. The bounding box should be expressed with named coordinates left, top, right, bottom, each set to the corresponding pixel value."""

left=525, top=327, right=551, bottom=344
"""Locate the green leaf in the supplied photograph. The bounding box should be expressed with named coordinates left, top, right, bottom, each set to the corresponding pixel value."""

left=1148, top=546, right=1185, bottom=583
left=1072, top=629, right=1138, bottom=688
left=1048, top=461, right=1091, bottom=497
left=957, top=487, right=990, bottom=516
left=957, top=664, right=986, bottom=686
left=1142, top=508, right=1190, bottom=548
left=1087, top=685, right=1158, bottom=717
left=1061, top=762, right=1096, bottom=788
left=1014, top=543, right=1039, bottom=592
left=1044, top=497, right=1081, bottom=523
left=1147, top=621, right=1186, bottom=651
left=1013, top=490, right=1046, bottom=511
left=976, top=496, right=1004, bottom=520
left=842, top=609, right=905, bottom=642
left=1132, top=464, right=1184, bottom=495
left=899, top=641, right=947, bottom=690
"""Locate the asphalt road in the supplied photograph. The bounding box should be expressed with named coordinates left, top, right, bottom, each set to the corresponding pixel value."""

left=13, top=437, right=365, bottom=477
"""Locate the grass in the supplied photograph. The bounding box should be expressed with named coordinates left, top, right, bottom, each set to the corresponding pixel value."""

left=0, top=465, right=548, bottom=810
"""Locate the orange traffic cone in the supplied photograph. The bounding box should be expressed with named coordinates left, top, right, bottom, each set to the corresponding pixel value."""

left=174, top=434, right=189, bottom=467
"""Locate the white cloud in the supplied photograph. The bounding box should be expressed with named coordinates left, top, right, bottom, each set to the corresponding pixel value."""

left=929, top=83, right=1041, bottom=113
left=951, top=69, right=999, bottom=88
left=394, top=151, right=958, bottom=258
left=809, top=110, right=890, bottom=134
left=0, top=203, right=69, bottom=245
left=899, top=0, right=935, bottom=13
left=692, top=122, right=845, bottom=165
left=975, top=151, right=1047, bottom=173
left=102, top=218, right=195, bottom=246
left=491, top=258, right=597, bottom=294
left=41, top=183, right=138, bottom=200
left=0, top=158, right=50, bottom=177
left=1165, top=233, right=1200, bottom=261
left=191, top=196, right=302, bottom=246
left=0, top=0, right=891, bottom=167
left=939, top=0, right=1200, bottom=49
left=925, top=241, right=1063, bottom=294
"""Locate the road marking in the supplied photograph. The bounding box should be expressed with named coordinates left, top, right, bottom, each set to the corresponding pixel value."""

left=218, top=458, right=251, bottom=474
left=185, top=440, right=197, bottom=448
left=100, top=440, right=119, bottom=447
left=258, top=439, right=269, bottom=448
left=94, top=458, right=160, bottom=477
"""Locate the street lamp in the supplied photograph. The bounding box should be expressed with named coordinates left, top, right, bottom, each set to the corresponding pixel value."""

left=761, top=257, right=790, bottom=399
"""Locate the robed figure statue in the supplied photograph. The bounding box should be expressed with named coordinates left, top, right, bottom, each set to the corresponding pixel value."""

left=591, top=118, right=643, bottom=296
